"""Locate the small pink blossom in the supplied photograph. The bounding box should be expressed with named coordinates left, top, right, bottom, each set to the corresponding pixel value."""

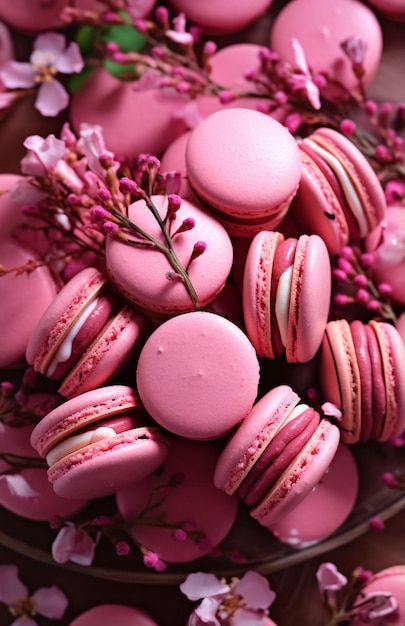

left=0, top=473, right=40, bottom=498
left=166, top=13, right=194, bottom=46
left=180, top=571, right=276, bottom=626
left=316, top=562, right=348, bottom=594
left=0, top=32, right=83, bottom=116
left=321, top=402, right=343, bottom=421
left=0, top=564, right=68, bottom=624
left=351, top=591, right=398, bottom=621
left=51, top=522, right=99, bottom=566
left=341, top=36, right=368, bottom=66
left=9, top=177, right=48, bottom=204
left=143, top=550, right=167, bottom=571
left=79, top=123, right=117, bottom=178
left=21, top=133, right=66, bottom=176
left=288, top=38, right=321, bottom=110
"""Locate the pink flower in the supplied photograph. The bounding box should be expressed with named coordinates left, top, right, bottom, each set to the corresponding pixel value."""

left=79, top=123, right=118, bottom=178
left=21, top=133, right=66, bottom=176
left=0, top=32, right=83, bottom=116
left=351, top=591, right=398, bottom=621
left=341, top=36, right=368, bottom=66
left=0, top=564, right=68, bottom=625
left=9, top=177, right=48, bottom=204
left=180, top=571, right=276, bottom=625
left=51, top=522, right=100, bottom=566
left=316, top=562, right=348, bottom=594
left=0, top=473, right=40, bottom=498
left=166, top=13, right=194, bottom=46
left=321, top=402, right=343, bottom=421
left=288, top=38, right=321, bottom=110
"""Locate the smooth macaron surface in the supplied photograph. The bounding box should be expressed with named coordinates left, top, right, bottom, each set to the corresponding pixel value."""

left=116, top=435, right=239, bottom=562
left=243, top=231, right=331, bottom=362
left=0, top=0, right=96, bottom=32
left=136, top=311, right=260, bottom=440
left=167, top=0, right=273, bottom=33
left=292, top=127, right=387, bottom=254
left=68, top=604, right=160, bottom=626
left=270, top=0, right=383, bottom=94
left=106, top=194, right=233, bottom=316
left=30, top=385, right=169, bottom=499
left=214, top=385, right=341, bottom=526
left=268, top=443, right=358, bottom=548
left=185, top=108, right=302, bottom=237
left=349, top=566, right=405, bottom=625
left=320, top=319, right=405, bottom=444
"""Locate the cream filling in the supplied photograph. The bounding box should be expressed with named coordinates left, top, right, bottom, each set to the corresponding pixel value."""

left=46, top=426, right=117, bottom=467
left=46, top=297, right=99, bottom=377
left=275, top=265, right=293, bottom=348
left=303, top=138, right=369, bottom=237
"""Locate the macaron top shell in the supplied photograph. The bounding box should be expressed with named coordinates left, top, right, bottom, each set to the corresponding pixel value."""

left=136, top=311, right=260, bottom=440
left=270, top=0, right=383, bottom=93
left=69, top=604, right=160, bottom=626
left=167, top=0, right=273, bottom=33
left=0, top=0, right=96, bottom=32
left=106, top=195, right=233, bottom=315
left=185, top=108, right=302, bottom=220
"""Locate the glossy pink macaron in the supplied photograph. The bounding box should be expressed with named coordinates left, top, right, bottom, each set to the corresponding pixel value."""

left=214, top=385, right=341, bottom=526
left=106, top=195, right=233, bottom=316
left=268, top=443, right=358, bottom=548
left=291, top=127, right=387, bottom=254
left=26, top=266, right=147, bottom=399
left=69, top=67, right=188, bottom=161
left=270, top=0, right=383, bottom=96
left=167, top=0, right=273, bottom=34
left=366, top=0, right=405, bottom=20
left=69, top=604, right=160, bottom=626
left=0, top=238, right=58, bottom=369
left=320, top=319, right=405, bottom=444
left=0, top=423, right=88, bottom=521
left=243, top=231, right=331, bottom=362
left=185, top=108, right=302, bottom=237
left=30, top=385, right=169, bottom=499
left=116, top=435, right=239, bottom=562
left=0, top=0, right=97, bottom=32
left=136, top=311, right=260, bottom=440
left=349, top=566, right=405, bottom=625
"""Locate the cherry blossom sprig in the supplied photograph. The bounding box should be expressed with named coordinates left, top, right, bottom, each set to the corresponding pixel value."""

left=331, top=244, right=398, bottom=324
left=51, top=470, right=240, bottom=572
left=316, top=562, right=398, bottom=625
left=0, top=564, right=68, bottom=626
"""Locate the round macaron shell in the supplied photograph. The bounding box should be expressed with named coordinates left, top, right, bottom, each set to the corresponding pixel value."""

left=106, top=195, right=233, bottom=316
left=69, top=604, right=160, bottom=626
left=214, top=385, right=301, bottom=495
left=167, top=0, right=273, bottom=33
left=0, top=0, right=95, bottom=32
left=30, top=385, right=169, bottom=499
left=365, top=0, right=405, bottom=20
left=349, top=566, right=405, bottom=626
left=116, top=436, right=239, bottom=562
left=136, top=311, right=260, bottom=440
left=250, top=418, right=341, bottom=526
left=320, top=319, right=362, bottom=444
left=185, top=108, right=302, bottom=237
left=269, top=0, right=383, bottom=93
left=268, top=443, right=358, bottom=548
left=0, top=239, right=58, bottom=369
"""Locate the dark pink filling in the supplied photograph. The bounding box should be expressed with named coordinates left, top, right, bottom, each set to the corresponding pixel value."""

left=269, top=237, right=297, bottom=357
left=350, top=320, right=373, bottom=441
left=365, top=324, right=386, bottom=440
left=238, top=407, right=319, bottom=507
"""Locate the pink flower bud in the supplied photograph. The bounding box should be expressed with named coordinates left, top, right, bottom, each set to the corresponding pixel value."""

left=377, top=282, right=393, bottom=295
left=356, top=288, right=370, bottom=303
left=119, top=177, right=140, bottom=195
left=364, top=99, right=378, bottom=116
left=340, top=118, right=356, bottom=136
left=353, top=274, right=368, bottom=287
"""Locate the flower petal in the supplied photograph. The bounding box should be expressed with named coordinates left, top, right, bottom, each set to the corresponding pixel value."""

left=23, top=133, right=66, bottom=173
left=33, top=32, right=65, bottom=57
left=9, top=178, right=47, bottom=204
left=230, top=607, right=267, bottom=626
left=316, top=562, right=348, bottom=593
left=195, top=597, right=222, bottom=625
left=0, top=564, right=28, bottom=604
left=180, top=572, right=230, bottom=601
left=32, top=586, right=68, bottom=619
left=0, top=21, right=13, bottom=64
left=35, top=80, right=69, bottom=117
left=51, top=523, right=98, bottom=566
left=0, top=474, right=40, bottom=498
left=55, top=41, right=84, bottom=74
left=0, top=61, right=35, bottom=89
left=233, top=571, right=276, bottom=611
left=11, top=618, right=37, bottom=626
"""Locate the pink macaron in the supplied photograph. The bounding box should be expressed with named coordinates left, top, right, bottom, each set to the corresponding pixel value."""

left=26, top=267, right=147, bottom=399
left=136, top=310, right=260, bottom=440
left=105, top=195, right=233, bottom=316
left=214, top=385, right=341, bottom=526
left=269, top=0, right=383, bottom=97
left=69, top=604, right=160, bottom=626
left=365, top=0, right=405, bottom=21
left=116, top=435, right=239, bottom=563
left=30, top=385, right=169, bottom=499
left=185, top=108, right=302, bottom=237
left=268, top=442, right=358, bottom=548
left=167, top=0, right=273, bottom=34
left=349, top=565, right=405, bottom=625
left=320, top=319, right=405, bottom=444
left=291, top=127, right=387, bottom=254
left=243, top=231, right=331, bottom=362
left=0, top=422, right=88, bottom=521
left=0, top=0, right=97, bottom=33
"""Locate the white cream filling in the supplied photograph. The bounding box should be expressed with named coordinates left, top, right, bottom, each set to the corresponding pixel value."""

left=275, top=265, right=293, bottom=348
left=303, top=138, right=369, bottom=237
left=46, top=297, right=99, bottom=377
left=46, top=426, right=116, bottom=467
